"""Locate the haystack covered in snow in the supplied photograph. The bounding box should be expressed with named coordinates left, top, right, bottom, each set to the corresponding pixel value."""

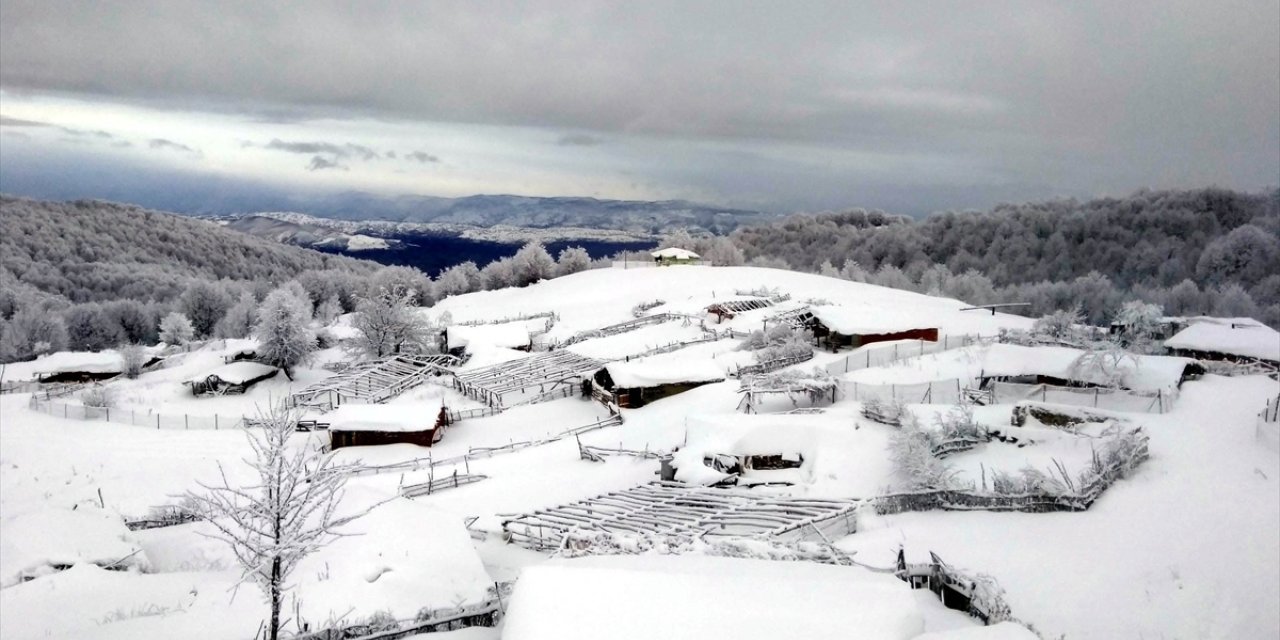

left=594, top=357, right=725, bottom=408
left=501, top=554, right=924, bottom=640
left=184, top=361, right=278, bottom=396
left=651, top=247, right=701, bottom=265
left=446, top=323, right=532, bottom=354
left=0, top=508, right=148, bottom=587
left=1164, top=317, right=1280, bottom=365
left=808, top=306, right=939, bottom=351
left=327, top=403, right=448, bottom=449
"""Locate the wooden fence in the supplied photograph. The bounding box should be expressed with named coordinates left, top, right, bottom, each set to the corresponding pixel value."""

left=823, top=334, right=988, bottom=375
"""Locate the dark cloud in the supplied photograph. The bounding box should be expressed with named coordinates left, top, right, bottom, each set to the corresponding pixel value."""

left=0, top=114, right=49, bottom=127
left=557, top=133, right=605, bottom=147
left=149, top=138, right=200, bottom=155
left=60, top=126, right=112, bottom=138
left=405, top=150, right=439, bottom=163
left=306, top=155, right=347, bottom=171
left=262, top=138, right=380, bottom=161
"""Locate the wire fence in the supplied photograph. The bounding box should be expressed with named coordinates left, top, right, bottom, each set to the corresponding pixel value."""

left=990, top=381, right=1176, bottom=414
left=1259, top=395, right=1280, bottom=451
left=28, top=396, right=251, bottom=430
left=823, top=334, right=988, bottom=376
left=843, top=378, right=971, bottom=405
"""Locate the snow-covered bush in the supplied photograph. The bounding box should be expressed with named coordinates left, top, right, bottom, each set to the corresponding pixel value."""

left=81, top=385, right=116, bottom=408
left=861, top=397, right=910, bottom=426
left=739, top=324, right=813, bottom=362
left=315, top=294, right=342, bottom=325
left=119, top=344, right=148, bottom=378
left=932, top=404, right=986, bottom=442
left=555, top=246, right=592, bottom=277
left=511, top=241, right=556, bottom=286
left=888, top=414, right=958, bottom=490
left=348, top=287, right=433, bottom=359
left=158, top=312, right=195, bottom=345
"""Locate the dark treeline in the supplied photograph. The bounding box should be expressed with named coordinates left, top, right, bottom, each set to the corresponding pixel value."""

left=731, top=188, right=1280, bottom=327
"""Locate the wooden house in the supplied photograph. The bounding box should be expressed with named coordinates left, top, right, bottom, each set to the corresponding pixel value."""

left=327, top=404, right=448, bottom=450
left=593, top=358, right=725, bottom=408
left=32, top=350, right=162, bottom=383
left=650, top=247, right=701, bottom=266
left=185, top=361, right=278, bottom=396
left=1163, top=318, right=1280, bottom=367
left=806, top=307, right=938, bottom=351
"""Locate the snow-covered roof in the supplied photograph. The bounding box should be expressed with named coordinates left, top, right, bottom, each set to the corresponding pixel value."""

left=650, top=247, right=700, bottom=260
left=31, top=351, right=125, bottom=375
left=325, top=403, right=437, bottom=432
left=185, top=361, right=277, bottom=385
left=672, top=419, right=818, bottom=483
left=978, top=343, right=1195, bottom=391
left=1164, top=318, right=1280, bottom=362
left=293, top=490, right=492, bottom=623
left=811, top=305, right=937, bottom=336
left=0, top=508, right=147, bottom=588
left=447, top=322, right=531, bottom=350
left=502, top=554, right=924, bottom=640
left=605, top=358, right=725, bottom=389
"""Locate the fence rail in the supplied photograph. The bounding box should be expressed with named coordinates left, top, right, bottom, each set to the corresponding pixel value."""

left=28, top=396, right=250, bottom=430
left=991, top=381, right=1175, bottom=414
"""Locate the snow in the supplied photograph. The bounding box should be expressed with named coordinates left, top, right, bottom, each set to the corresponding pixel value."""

left=914, top=623, right=1039, bottom=639
left=448, top=323, right=532, bottom=350
left=184, top=361, right=277, bottom=385
left=344, top=233, right=390, bottom=250
left=0, top=507, right=148, bottom=587
left=28, top=350, right=126, bottom=376
left=650, top=247, right=700, bottom=260
left=605, top=357, right=725, bottom=388
left=326, top=403, right=439, bottom=432
left=1164, top=318, right=1280, bottom=362
left=501, top=554, right=925, bottom=640
left=811, top=305, right=938, bottom=336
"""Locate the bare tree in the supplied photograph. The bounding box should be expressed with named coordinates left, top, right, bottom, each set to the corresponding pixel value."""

left=349, top=287, right=432, bottom=359
left=184, top=405, right=373, bottom=640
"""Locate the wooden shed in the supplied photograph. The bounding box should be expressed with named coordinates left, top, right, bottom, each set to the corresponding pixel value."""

left=327, top=404, right=448, bottom=450
left=1163, top=318, right=1280, bottom=367
left=593, top=358, right=725, bottom=409
left=806, top=307, right=938, bottom=351
left=186, top=361, right=278, bottom=396
left=650, top=247, right=701, bottom=266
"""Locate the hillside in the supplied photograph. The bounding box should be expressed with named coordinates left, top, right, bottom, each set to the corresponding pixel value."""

left=0, top=195, right=379, bottom=305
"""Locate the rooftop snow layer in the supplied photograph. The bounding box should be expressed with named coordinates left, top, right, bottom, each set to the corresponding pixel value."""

left=501, top=554, right=924, bottom=640
left=326, top=403, right=438, bottom=432
left=1164, top=319, right=1280, bottom=362
left=448, top=323, right=531, bottom=350
left=605, top=357, right=725, bottom=388
left=185, top=361, right=277, bottom=385
left=30, top=350, right=125, bottom=375
left=650, top=247, right=700, bottom=259
left=811, top=305, right=938, bottom=336
left=0, top=508, right=147, bottom=588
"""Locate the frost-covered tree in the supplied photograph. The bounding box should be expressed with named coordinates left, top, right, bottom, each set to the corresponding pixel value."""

left=1212, top=283, right=1260, bottom=318
left=159, top=311, right=195, bottom=345
left=0, top=306, right=67, bottom=360
left=120, top=344, right=149, bottom=378
left=1162, top=279, right=1208, bottom=316
left=1196, top=224, right=1280, bottom=288
left=370, top=266, right=433, bottom=306
left=556, top=246, right=592, bottom=277
left=254, top=287, right=317, bottom=378
left=104, top=300, right=157, bottom=345
left=1031, top=306, right=1086, bottom=342
left=1070, top=344, right=1136, bottom=389
left=699, top=237, right=745, bottom=266
left=349, top=288, right=432, bottom=359
left=435, top=261, right=481, bottom=298
left=1113, top=300, right=1164, bottom=347
left=315, top=295, right=342, bottom=325
left=888, top=413, right=957, bottom=490
left=869, top=264, right=915, bottom=291
left=183, top=404, right=375, bottom=640
left=216, top=292, right=259, bottom=339
left=63, top=303, right=126, bottom=351
left=180, top=281, right=233, bottom=339
left=512, top=241, right=556, bottom=286
left=747, top=255, right=792, bottom=270
left=479, top=257, right=517, bottom=290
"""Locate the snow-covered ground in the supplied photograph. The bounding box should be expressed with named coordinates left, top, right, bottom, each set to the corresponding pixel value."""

left=1, top=266, right=1276, bottom=639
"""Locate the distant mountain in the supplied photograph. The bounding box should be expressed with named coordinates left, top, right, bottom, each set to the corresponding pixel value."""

left=224, top=215, right=397, bottom=252
left=243, top=192, right=773, bottom=236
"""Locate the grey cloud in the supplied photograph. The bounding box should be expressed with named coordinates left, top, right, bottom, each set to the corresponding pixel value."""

left=405, top=150, right=439, bottom=163
left=557, top=133, right=605, bottom=147
left=0, top=114, right=49, bottom=127
left=149, top=138, right=200, bottom=155
left=306, top=155, right=347, bottom=171
left=263, top=138, right=380, bottom=161
left=60, top=126, right=112, bottom=138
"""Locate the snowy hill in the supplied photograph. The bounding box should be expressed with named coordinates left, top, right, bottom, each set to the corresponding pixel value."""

left=1, top=265, right=1276, bottom=639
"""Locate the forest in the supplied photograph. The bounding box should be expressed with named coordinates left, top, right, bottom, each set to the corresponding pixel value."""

left=728, top=188, right=1280, bottom=327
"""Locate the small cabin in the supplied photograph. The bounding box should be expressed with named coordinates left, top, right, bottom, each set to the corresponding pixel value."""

left=806, top=307, right=938, bottom=351
left=327, top=404, right=449, bottom=450
left=1163, top=318, right=1280, bottom=367
left=32, top=350, right=164, bottom=383
left=650, top=247, right=701, bottom=266
left=186, top=362, right=278, bottom=396
left=594, top=359, right=725, bottom=409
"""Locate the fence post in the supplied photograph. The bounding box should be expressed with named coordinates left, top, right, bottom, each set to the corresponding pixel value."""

left=157, top=414, right=160, bottom=429
left=185, top=414, right=189, bottom=430
left=105, top=408, right=109, bottom=422
left=1094, top=389, right=1099, bottom=407
left=64, top=404, right=68, bottom=419
left=215, top=414, right=219, bottom=430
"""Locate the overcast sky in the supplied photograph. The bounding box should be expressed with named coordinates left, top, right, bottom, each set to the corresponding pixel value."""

left=1, top=1, right=1276, bottom=215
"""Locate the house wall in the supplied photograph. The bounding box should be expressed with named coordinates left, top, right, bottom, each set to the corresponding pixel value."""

left=330, top=428, right=438, bottom=450
left=616, top=381, right=716, bottom=408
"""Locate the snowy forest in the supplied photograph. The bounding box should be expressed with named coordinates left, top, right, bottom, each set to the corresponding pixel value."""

left=729, top=188, right=1280, bottom=327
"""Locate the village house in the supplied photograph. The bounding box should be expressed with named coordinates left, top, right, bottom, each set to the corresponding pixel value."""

left=805, top=306, right=939, bottom=351
left=650, top=246, right=701, bottom=266
left=1163, top=317, right=1280, bottom=367
left=326, top=403, right=450, bottom=450
left=593, top=358, right=725, bottom=408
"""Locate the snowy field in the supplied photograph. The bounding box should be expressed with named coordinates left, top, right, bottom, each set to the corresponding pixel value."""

left=1, top=266, right=1276, bottom=639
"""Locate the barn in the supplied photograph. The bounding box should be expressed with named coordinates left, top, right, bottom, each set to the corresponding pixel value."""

left=650, top=246, right=701, bottom=266
left=593, top=358, right=725, bottom=408
left=806, top=306, right=939, bottom=351
left=1163, top=317, right=1280, bottom=367
left=327, top=404, right=449, bottom=450
left=185, top=362, right=278, bottom=396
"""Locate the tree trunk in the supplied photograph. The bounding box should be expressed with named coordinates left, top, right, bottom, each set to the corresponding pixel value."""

left=270, top=556, right=282, bottom=640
